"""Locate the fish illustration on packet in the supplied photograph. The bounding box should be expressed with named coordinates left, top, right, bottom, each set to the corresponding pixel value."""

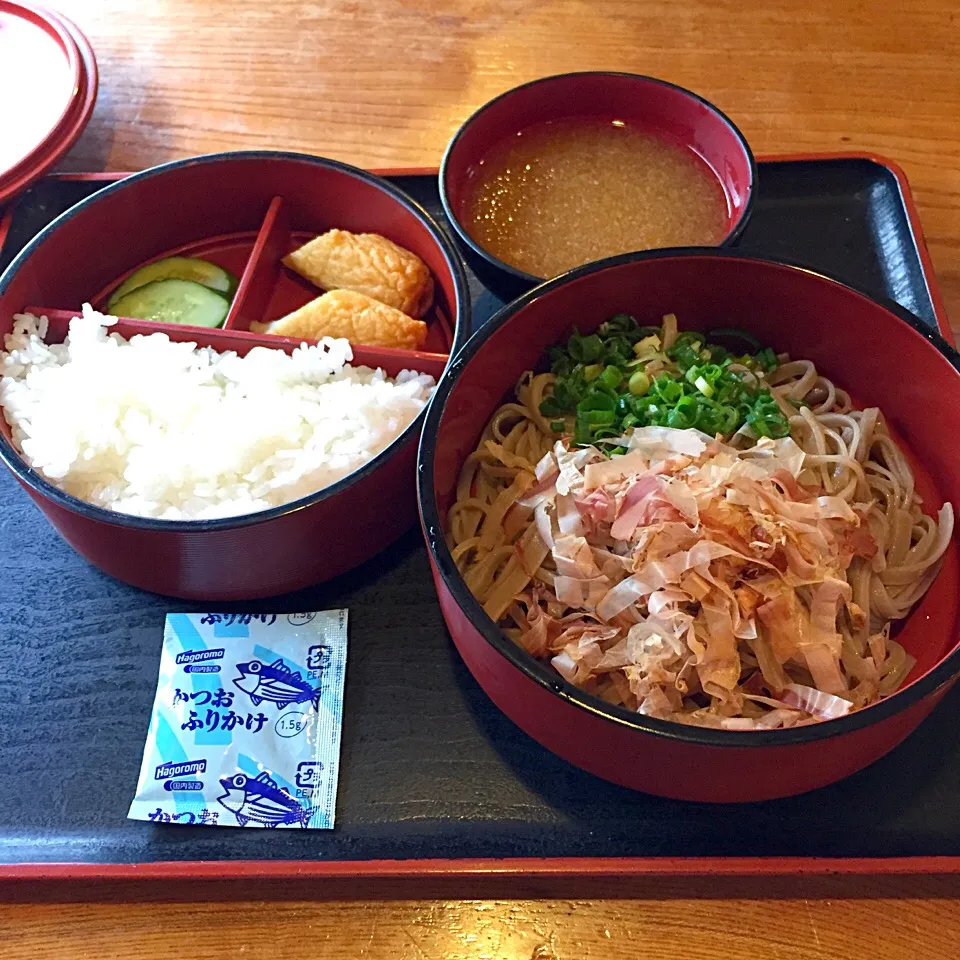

left=218, top=771, right=313, bottom=828
left=233, top=658, right=322, bottom=710
left=128, top=610, right=348, bottom=830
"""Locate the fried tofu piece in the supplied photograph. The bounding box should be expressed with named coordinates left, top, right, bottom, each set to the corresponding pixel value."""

left=283, top=229, right=434, bottom=318
left=250, top=289, right=428, bottom=350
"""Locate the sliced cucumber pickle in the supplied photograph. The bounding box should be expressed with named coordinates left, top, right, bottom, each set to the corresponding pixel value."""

left=107, top=256, right=238, bottom=309
left=109, top=278, right=231, bottom=328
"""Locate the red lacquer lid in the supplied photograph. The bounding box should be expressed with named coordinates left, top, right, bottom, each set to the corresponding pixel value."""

left=0, top=2, right=97, bottom=206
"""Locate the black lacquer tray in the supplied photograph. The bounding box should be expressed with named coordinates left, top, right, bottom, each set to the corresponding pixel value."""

left=1, top=155, right=957, bottom=895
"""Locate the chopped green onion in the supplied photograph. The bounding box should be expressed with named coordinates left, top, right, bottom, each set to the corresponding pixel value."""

left=653, top=375, right=683, bottom=403
left=599, top=365, right=623, bottom=390
left=545, top=312, right=786, bottom=447
left=628, top=371, right=651, bottom=396
left=578, top=391, right=617, bottom=414
left=539, top=396, right=561, bottom=417
left=599, top=314, right=636, bottom=335
left=755, top=347, right=778, bottom=372
left=666, top=395, right=698, bottom=429
left=584, top=409, right=616, bottom=426
left=569, top=332, right=603, bottom=363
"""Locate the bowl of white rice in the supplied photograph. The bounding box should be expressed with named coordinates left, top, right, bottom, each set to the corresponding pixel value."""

left=0, top=152, right=469, bottom=599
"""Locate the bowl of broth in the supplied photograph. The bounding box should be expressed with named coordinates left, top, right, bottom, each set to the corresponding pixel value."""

left=440, top=72, right=757, bottom=301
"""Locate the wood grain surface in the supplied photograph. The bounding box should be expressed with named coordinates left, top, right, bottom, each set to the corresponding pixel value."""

left=2, top=895, right=959, bottom=960
left=5, top=0, right=960, bottom=956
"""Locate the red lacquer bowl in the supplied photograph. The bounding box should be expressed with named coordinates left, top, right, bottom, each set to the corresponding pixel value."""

left=417, top=250, right=960, bottom=802
left=440, top=72, right=756, bottom=302
left=0, top=2, right=98, bottom=206
left=0, top=151, right=469, bottom=600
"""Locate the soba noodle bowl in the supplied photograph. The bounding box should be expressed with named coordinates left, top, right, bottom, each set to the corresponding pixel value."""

left=446, top=313, right=954, bottom=729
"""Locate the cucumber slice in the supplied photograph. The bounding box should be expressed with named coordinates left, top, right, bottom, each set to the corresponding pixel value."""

left=109, top=278, right=231, bottom=328
left=107, top=256, right=238, bottom=309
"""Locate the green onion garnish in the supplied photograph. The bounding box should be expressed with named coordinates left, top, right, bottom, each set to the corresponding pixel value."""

left=538, top=314, right=789, bottom=454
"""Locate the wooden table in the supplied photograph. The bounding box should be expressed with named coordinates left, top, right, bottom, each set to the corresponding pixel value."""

left=4, top=0, right=960, bottom=956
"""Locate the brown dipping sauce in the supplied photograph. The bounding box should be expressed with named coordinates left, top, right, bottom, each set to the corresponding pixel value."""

left=463, top=118, right=730, bottom=278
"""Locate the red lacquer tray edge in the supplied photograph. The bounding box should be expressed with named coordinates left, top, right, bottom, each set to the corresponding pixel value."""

left=0, top=155, right=957, bottom=895
left=5, top=856, right=960, bottom=902
left=7, top=853, right=960, bottom=879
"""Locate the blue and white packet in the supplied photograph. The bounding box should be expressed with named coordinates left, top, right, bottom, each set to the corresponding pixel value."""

left=129, top=610, right=348, bottom=829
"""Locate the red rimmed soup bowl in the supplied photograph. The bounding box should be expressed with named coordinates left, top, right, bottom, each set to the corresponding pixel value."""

left=0, top=151, right=469, bottom=600
left=417, top=250, right=960, bottom=802
left=440, top=72, right=756, bottom=302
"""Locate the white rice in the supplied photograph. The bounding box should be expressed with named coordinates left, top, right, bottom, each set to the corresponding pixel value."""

left=0, top=305, right=436, bottom=520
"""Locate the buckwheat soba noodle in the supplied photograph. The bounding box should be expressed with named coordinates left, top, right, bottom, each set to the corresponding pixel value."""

left=446, top=313, right=954, bottom=729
